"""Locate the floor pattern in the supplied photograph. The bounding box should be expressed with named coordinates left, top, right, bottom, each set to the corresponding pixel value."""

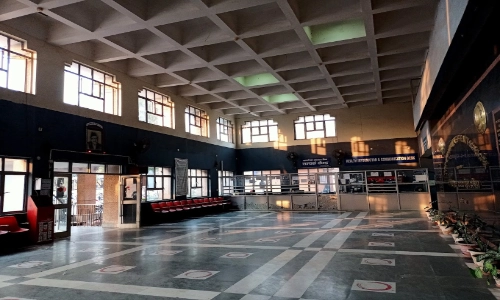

left=0, top=210, right=498, bottom=300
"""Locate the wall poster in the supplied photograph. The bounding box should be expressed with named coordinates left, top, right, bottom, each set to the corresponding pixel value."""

left=175, top=158, right=188, bottom=196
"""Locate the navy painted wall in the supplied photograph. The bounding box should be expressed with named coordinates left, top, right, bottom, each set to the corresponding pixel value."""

left=0, top=99, right=237, bottom=196
left=235, top=137, right=419, bottom=174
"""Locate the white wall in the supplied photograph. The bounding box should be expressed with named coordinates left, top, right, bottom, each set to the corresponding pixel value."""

left=0, top=23, right=236, bottom=149
left=236, top=102, right=417, bottom=151
left=413, top=0, right=468, bottom=130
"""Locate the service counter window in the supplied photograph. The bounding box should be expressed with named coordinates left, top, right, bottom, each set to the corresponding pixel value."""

left=338, top=172, right=366, bottom=194
left=243, top=170, right=280, bottom=194
left=0, top=157, right=29, bottom=214
left=366, top=170, right=397, bottom=193
left=396, top=169, right=429, bottom=193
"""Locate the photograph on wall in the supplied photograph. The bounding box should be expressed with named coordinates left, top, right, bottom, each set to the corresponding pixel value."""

left=86, top=122, right=104, bottom=152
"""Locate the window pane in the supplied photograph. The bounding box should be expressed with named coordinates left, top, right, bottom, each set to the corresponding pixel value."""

left=63, top=72, right=79, bottom=106
left=4, top=159, right=27, bottom=172
left=3, top=175, right=25, bottom=212
left=163, top=168, right=171, bottom=175
left=90, top=164, right=105, bottom=173
left=325, top=122, right=336, bottom=137
left=147, top=167, right=154, bottom=175
left=295, top=124, right=305, bottom=139
left=147, top=190, right=161, bottom=201
left=155, top=177, right=163, bottom=188
left=72, top=163, right=88, bottom=173
left=147, top=176, right=155, bottom=188
left=138, top=98, right=146, bottom=122
left=107, top=165, right=121, bottom=174
left=163, top=177, right=171, bottom=199
left=155, top=167, right=162, bottom=175
left=53, top=162, right=69, bottom=173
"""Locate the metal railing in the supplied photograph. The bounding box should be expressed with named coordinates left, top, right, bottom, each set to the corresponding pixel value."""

left=71, top=204, right=102, bottom=226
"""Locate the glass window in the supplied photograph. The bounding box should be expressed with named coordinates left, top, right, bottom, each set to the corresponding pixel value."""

left=4, top=158, right=27, bottom=172
left=217, top=117, right=233, bottom=143
left=138, top=88, right=174, bottom=128
left=241, top=120, right=278, bottom=143
left=64, top=62, right=121, bottom=115
left=72, top=163, right=89, bottom=173
left=107, top=165, right=121, bottom=174
left=0, top=32, right=36, bottom=94
left=188, top=169, right=209, bottom=198
left=2, top=175, right=25, bottom=212
left=294, top=114, right=336, bottom=140
left=90, top=164, right=105, bottom=173
left=0, top=157, right=29, bottom=214
left=142, top=166, right=172, bottom=201
left=185, top=106, right=209, bottom=137
left=54, top=161, right=69, bottom=173
left=218, top=170, right=234, bottom=195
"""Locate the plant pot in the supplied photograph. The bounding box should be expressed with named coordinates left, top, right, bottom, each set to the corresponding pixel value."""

left=456, top=242, right=476, bottom=256
left=469, top=251, right=486, bottom=267
left=494, top=276, right=500, bottom=288
left=439, top=225, right=452, bottom=235
left=451, top=233, right=459, bottom=240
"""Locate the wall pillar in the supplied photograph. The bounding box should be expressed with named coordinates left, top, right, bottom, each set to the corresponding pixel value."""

left=102, top=175, right=120, bottom=228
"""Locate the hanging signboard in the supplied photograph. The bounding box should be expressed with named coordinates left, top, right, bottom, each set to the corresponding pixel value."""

left=300, top=158, right=331, bottom=168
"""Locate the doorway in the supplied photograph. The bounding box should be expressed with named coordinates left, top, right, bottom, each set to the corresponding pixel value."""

left=52, top=161, right=132, bottom=238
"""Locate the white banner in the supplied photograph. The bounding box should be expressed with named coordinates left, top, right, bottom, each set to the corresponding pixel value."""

left=175, top=158, right=188, bottom=196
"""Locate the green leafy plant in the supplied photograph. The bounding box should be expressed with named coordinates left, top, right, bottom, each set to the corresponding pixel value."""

left=472, top=246, right=500, bottom=285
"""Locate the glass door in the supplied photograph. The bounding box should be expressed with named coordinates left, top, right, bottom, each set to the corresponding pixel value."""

left=52, top=175, right=72, bottom=238
left=120, top=176, right=140, bottom=228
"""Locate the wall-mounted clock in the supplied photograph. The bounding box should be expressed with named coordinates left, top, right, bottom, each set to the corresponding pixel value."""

left=474, top=101, right=487, bottom=134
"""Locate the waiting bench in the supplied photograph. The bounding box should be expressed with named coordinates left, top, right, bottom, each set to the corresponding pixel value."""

left=148, top=197, right=231, bottom=223
left=0, top=216, right=29, bottom=252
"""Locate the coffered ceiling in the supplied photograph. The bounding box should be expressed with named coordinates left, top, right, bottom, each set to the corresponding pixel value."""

left=1, top=0, right=437, bottom=118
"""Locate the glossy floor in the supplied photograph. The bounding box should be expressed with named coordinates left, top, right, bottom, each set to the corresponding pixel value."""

left=0, top=211, right=497, bottom=300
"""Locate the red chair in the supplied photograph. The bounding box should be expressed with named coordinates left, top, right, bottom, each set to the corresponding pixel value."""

left=158, top=202, right=170, bottom=213
left=173, top=201, right=184, bottom=212
left=197, top=199, right=205, bottom=208
left=202, top=198, right=211, bottom=208
left=167, top=201, right=178, bottom=213
left=186, top=200, right=197, bottom=209
left=151, top=203, right=162, bottom=213
left=0, top=216, right=29, bottom=233
left=210, top=198, right=222, bottom=206
left=180, top=200, right=191, bottom=211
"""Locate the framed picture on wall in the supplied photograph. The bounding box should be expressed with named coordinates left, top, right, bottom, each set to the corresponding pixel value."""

left=86, top=122, right=104, bottom=152
left=493, top=108, right=500, bottom=163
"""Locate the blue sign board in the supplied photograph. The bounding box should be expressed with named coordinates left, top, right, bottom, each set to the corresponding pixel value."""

left=344, top=153, right=418, bottom=166
left=300, top=157, right=331, bottom=168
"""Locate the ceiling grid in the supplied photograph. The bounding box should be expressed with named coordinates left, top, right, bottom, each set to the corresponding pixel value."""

left=0, top=0, right=437, bottom=118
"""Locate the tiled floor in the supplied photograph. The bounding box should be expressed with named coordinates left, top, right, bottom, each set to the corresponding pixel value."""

left=0, top=210, right=498, bottom=299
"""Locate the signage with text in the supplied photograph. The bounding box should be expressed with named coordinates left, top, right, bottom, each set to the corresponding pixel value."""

left=300, top=158, right=331, bottom=168
left=345, top=153, right=418, bottom=166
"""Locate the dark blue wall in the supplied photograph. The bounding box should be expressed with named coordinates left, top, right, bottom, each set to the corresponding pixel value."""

left=235, top=137, right=419, bottom=174
left=0, top=99, right=237, bottom=196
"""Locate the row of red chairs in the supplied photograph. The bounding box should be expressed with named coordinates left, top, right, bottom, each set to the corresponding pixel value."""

left=150, top=197, right=230, bottom=214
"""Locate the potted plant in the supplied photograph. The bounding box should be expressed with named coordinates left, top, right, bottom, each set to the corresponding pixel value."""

left=472, top=246, right=500, bottom=286
left=469, top=234, right=489, bottom=266
left=454, top=220, right=476, bottom=256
